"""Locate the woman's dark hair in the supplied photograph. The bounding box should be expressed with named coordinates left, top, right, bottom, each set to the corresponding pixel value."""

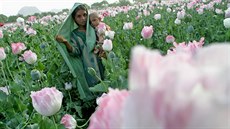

left=71, top=4, right=88, bottom=19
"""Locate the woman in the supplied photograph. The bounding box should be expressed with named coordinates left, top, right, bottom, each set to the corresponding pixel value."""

left=55, top=3, right=104, bottom=99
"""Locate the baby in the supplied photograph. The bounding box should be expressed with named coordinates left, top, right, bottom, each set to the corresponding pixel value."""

left=89, top=12, right=111, bottom=58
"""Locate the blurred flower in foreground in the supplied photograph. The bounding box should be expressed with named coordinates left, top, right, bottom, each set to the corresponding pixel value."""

left=61, top=114, right=77, bottom=129
left=30, top=87, right=63, bottom=116
left=126, top=43, right=230, bottom=128
left=88, top=88, right=129, bottom=129
left=88, top=43, right=230, bottom=129
left=167, top=37, right=205, bottom=55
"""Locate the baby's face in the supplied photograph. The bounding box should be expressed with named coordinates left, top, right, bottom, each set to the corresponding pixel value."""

left=90, top=16, right=100, bottom=28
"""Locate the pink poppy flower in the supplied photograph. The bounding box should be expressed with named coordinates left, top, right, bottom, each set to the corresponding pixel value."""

left=141, top=25, right=153, bottom=39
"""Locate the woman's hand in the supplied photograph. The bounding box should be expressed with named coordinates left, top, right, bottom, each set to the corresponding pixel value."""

left=56, top=35, right=68, bottom=43
left=55, top=35, right=73, bottom=52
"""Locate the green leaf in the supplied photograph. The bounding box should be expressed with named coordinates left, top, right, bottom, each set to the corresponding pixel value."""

left=75, top=79, right=87, bottom=99
left=25, top=123, right=39, bottom=129
left=57, top=124, right=65, bottom=129
left=37, top=62, right=45, bottom=71
left=60, top=63, right=69, bottom=73
left=0, top=121, right=10, bottom=129
left=74, top=105, right=83, bottom=118
left=0, top=91, right=7, bottom=102
left=39, top=117, right=56, bottom=129
left=89, top=81, right=110, bottom=92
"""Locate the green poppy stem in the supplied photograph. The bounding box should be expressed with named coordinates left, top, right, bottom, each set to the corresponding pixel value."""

left=95, top=74, right=108, bottom=92
left=76, top=116, right=91, bottom=129
left=52, top=115, right=58, bottom=129
left=21, top=109, right=35, bottom=129
left=5, top=59, right=15, bottom=81
left=1, top=61, right=10, bottom=94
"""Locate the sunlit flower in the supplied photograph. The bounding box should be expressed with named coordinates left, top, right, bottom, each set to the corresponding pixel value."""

left=154, top=14, right=161, bottom=20
left=61, top=114, right=77, bottom=129
left=174, top=18, right=181, bottom=25
left=105, top=30, right=115, bottom=40
left=141, top=25, right=154, bottom=39
left=196, top=8, right=204, bottom=15
left=30, top=87, right=63, bottom=116
left=165, top=35, right=175, bottom=43
left=16, top=17, right=24, bottom=23
left=22, top=50, right=37, bottom=64
left=143, top=10, right=150, bottom=16
left=177, top=10, right=186, bottom=19
left=26, top=28, right=37, bottom=35
left=223, top=18, right=230, bottom=28
left=11, top=42, right=26, bottom=55
left=0, top=30, right=3, bottom=38
left=102, top=39, right=113, bottom=51
left=215, top=9, right=223, bottom=14
left=27, top=16, right=37, bottom=22
left=123, top=22, right=133, bottom=30
left=136, top=15, right=140, bottom=20
left=97, top=22, right=106, bottom=35
left=40, top=21, right=49, bottom=26
left=167, top=8, right=172, bottom=13
left=0, top=47, right=6, bottom=61
left=225, top=8, right=230, bottom=18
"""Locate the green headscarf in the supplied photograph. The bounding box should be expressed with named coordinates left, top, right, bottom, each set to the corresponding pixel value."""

left=56, top=2, right=96, bottom=77
left=55, top=3, right=96, bottom=99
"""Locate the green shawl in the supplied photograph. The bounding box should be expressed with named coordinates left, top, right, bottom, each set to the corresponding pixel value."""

left=55, top=3, right=96, bottom=99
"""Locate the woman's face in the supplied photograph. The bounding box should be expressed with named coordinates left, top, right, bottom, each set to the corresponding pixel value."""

left=74, top=9, right=87, bottom=27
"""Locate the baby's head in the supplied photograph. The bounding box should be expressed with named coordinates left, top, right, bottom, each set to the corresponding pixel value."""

left=89, top=12, right=101, bottom=28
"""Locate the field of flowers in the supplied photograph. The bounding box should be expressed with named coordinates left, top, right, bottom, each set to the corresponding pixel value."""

left=0, top=0, right=229, bottom=128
